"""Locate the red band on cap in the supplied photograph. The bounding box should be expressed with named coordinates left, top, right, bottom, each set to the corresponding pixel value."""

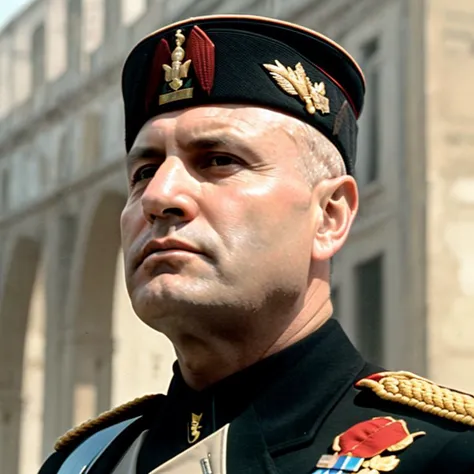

left=145, top=38, right=171, bottom=113
left=187, top=26, right=216, bottom=95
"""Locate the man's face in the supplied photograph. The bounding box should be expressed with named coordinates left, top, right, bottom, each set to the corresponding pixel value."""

left=121, top=105, right=322, bottom=333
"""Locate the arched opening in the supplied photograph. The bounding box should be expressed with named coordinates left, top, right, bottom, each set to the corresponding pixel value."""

left=19, top=261, right=46, bottom=474
left=70, top=192, right=126, bottom=425
left=0, top=236, right=41, bottom=474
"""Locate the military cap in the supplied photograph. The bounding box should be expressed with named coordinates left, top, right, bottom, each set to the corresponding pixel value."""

left=121, top=15, right=365, bottom=174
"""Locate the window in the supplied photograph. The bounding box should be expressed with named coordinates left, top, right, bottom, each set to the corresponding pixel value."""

left=356, top=38, right=381, bottom=186
left=354, top=254, right=384, bottom=364
left=31, top=23, right=45, bottom=90
left=28, top=154, right=41, bottom=199
left=58, top=129, right=75, bottom=180
left=104, top=0, right=121, bottom=39
left=122, top=0, right=146, bottom=25
left=1, top=168, right=9, bottom=212
left=39, top=154, right=48, bottom=192
left=82, top=0, right=104, bottom=54
left=67, top=0, right=82, bottom=71
left=0, top=42, right=11, bottom=117
left=82, top=112, right=102, bottom=170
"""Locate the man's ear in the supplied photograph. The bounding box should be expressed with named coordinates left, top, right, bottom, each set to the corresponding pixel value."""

left=311, top=175, right=358, bottom=261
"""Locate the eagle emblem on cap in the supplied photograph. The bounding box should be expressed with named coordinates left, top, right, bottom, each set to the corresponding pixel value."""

left=263, top=60, right=330, bottom=115
left=154, top=27, right=215, bottom=107
left=163, top=29, right=192, bottom=92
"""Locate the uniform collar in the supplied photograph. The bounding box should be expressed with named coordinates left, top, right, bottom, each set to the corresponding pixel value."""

left=254, top=319, right=365, bottom=453
left=166, top=319, right=365, bottom=451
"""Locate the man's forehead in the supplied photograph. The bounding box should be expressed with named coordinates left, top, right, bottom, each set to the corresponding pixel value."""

left=135, top=105, right=300, bottom=142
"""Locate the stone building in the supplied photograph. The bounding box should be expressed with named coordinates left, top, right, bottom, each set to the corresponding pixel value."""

left=0, top=0, right=473, bottom=472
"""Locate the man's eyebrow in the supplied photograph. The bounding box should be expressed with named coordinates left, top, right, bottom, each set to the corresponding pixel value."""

left=127, top=146, right=164, bottom=160
left=126, top=138, right=226, bottom=162
left=181, top=136, right=230, bottom=151
left=126, top=146, right=164, bottom=170
left=126, top=133, right=259, bottom=170
left=181, top=134, right=259, bottom=160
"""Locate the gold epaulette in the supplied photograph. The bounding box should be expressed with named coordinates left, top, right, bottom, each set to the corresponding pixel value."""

left=55, top=394, right=161, bottom=452
left=356, top=371, right=474, bottom=427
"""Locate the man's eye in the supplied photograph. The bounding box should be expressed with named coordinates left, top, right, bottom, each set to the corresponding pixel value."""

left=206, top=155, right=241, bottom=168
left=131, top=165, right=157, bottom=185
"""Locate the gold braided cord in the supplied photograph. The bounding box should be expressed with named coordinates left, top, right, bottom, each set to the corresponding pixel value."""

left=357, top=371, right=474, bottom=427
left=54, top=394, right=159, bottom=452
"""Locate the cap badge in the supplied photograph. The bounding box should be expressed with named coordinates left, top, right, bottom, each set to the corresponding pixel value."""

left=313, top=416, right=425, bottom=473
left=263, top=60, right=330, bottom=115
left=159, top=29, right=193, bottom=105
left=187, top=412, right=203, bottom=444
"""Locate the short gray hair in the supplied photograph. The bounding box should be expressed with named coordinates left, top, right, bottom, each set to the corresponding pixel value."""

left=297, top=123, right=346, bottom=186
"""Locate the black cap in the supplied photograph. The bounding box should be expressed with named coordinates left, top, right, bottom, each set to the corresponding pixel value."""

left=121, top=15, right=365, bottom=174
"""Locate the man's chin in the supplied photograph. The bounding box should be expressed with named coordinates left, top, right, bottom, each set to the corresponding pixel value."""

left=130, top=277, right=206, bottom=315
left=133, top=277, right=185, bottom=302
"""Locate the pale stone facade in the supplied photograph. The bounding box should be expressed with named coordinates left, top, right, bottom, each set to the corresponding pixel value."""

left=0, top=0, right=473, bottom=472
left=424, top=0, right=474, bottom=390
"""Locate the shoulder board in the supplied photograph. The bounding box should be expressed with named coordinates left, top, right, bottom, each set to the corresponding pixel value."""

left=54, top=393, right=163, bottom=452
left=356, top=371, right=474, bottom=427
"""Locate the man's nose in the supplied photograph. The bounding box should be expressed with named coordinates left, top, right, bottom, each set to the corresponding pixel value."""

left=140, top=157, right=199, bottom=224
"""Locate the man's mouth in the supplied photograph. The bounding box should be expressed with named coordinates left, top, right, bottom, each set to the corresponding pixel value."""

left=137, top=238, right=203, bottom=268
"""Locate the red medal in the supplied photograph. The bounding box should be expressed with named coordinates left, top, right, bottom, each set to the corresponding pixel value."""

left=315, top=417, right=425, bottom=473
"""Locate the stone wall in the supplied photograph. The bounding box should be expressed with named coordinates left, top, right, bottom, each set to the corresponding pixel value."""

left=425, top=0, right=474, bottom=392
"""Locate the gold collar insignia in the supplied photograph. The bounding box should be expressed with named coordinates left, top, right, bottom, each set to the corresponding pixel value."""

left=187, top=412, right=203, bottom=444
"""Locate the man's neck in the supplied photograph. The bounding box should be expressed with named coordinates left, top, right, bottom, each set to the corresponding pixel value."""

left=171, top=280, right=333, bottom=391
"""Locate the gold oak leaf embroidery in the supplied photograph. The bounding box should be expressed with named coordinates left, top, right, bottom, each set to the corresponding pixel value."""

left=263, top=60, right=330, bottom=115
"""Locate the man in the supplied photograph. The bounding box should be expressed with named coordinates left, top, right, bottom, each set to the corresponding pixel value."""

left=39, top=14, right=474, bottom=474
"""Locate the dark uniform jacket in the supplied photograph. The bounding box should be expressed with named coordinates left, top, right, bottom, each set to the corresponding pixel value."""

left=39, top=319, right=474, bottom=474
